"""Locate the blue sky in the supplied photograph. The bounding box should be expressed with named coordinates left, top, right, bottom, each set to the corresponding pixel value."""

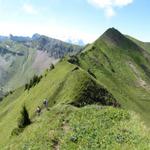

left=0, top=0, right=149, bottom=43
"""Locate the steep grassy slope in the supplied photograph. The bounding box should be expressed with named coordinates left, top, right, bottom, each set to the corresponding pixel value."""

left=76, top=28, right=150, bottom=125
left=126, top=35, right=150, bottom=52
left=5, top=106, right=150, bottom=150
left=0, top=28, right=150, bottom=149
left=0, top=60, right=118, bottom=148
left=0, top=60, right=149, bottom=149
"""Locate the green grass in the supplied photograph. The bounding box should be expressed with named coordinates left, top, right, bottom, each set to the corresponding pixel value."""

left=0, top=59, right=150, bottom=149
left=0, top=28, right=150, bottom=149
left=4, top=105, right=150, bottom=150
left=126, top=35, right=150, bottom=52
left=0, top=60, right=117, bottom=148
left=77, top=29, right=150, bottom=125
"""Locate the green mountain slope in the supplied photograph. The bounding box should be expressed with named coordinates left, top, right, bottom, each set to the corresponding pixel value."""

left=0, top=60, right=118, bottom=148
left=0, top=60, right=149, bottom=149
left=77, top=28, right=150, bottom=124
left=0, top=28, right=150, bottom=149
left=126, top=35, right=150, bottom=52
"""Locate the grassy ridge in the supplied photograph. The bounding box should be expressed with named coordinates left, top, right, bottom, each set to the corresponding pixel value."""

left=0, top=60, right=117, bottom=148
left=0, top=28, right=150, bottom=149
left=126, top=35, right=150, bottom=52
left=0, top=60, right=149, bottom=149
left=77, top=28, right=150, bottom=125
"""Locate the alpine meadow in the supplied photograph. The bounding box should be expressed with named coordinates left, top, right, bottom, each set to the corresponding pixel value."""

left=0, top=0, right=150, bottom=150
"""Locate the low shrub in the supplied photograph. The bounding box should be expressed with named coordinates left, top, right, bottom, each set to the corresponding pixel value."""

left=18, top=105, right=31, bottom=128
left=67, top=55, right=79, bottom=65
left=50, top=63, right=55, bottom=70
left=11, top=105, right=31, bottom=136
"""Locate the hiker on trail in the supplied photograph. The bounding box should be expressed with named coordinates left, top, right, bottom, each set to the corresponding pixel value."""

left=36, top=106, right=41, bottom=116
left=43, top=99, right=49, bottom=110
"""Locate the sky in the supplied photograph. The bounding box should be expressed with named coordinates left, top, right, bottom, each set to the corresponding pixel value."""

left=0, top=0, right=149, bottom=43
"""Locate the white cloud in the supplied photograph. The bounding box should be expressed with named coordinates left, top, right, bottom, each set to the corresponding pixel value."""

left=114, top=0, right=133, bottom=7
left=88, top=0, right=133, bottom=17
left=23, top=4, right=37, bottom=15
left=105, top=7, right=116, bottom=17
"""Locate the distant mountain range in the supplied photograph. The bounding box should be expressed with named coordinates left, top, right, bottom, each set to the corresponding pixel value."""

left=66, top=38, right=85, bottom=46
left=0, top=34, right=82, bottom=94
left=0, top=34, right=86, bottom=46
